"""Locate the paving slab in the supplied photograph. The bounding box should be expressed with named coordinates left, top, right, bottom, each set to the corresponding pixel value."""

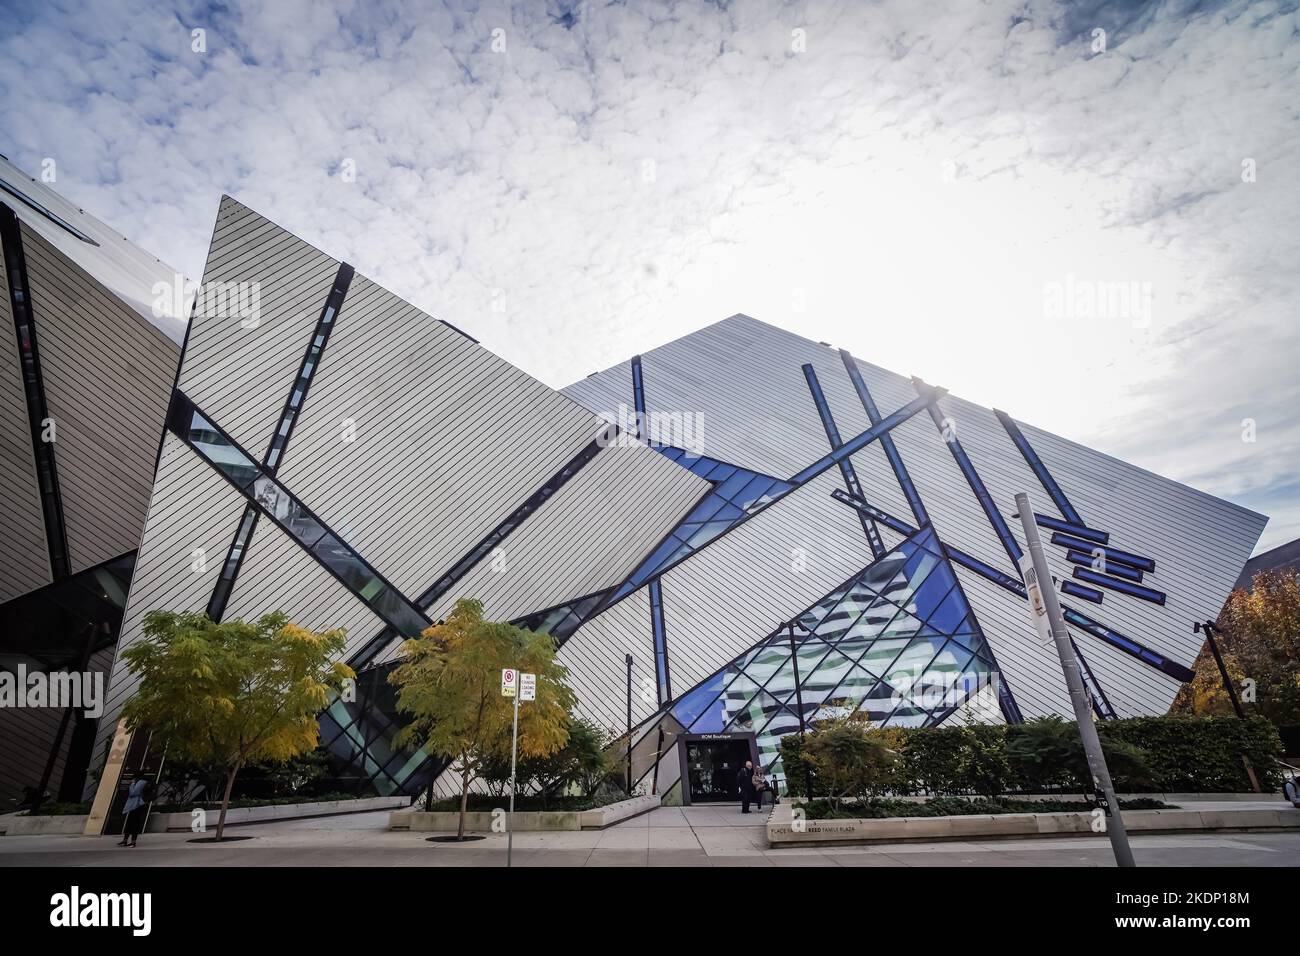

left=830, top=853, right=912, bottom=867
left=645, top=826, right=704, bottom=850
left=645, top=808, right=690, bottom=827
left=587, top=849, right=649, bottom=866
left=508, top=831, right=603, bottom=850
left=7, top=804, right=1300, bottom=866
left=767, top=851, right=838, bottom=866
left=708, top=854, right=775, bottom=867
left=594, top=827, right=650, bottom=849
left=648, top=849, right=712, bottom=867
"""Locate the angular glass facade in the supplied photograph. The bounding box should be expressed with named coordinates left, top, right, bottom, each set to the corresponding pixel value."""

left=0, top=552, right=133, bottom=672
left=648, top=526, right=999, bottom=782
left=168, top=392, right=431, bottom=639
left=514, top=449, right=797, bottom=640
left=620, top=445, right=795, bottom=595
left=316, top=661, right=439, bottom=796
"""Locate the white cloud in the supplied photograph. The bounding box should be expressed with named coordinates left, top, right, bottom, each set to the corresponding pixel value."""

left=1, top=0, right=1295, bottom=550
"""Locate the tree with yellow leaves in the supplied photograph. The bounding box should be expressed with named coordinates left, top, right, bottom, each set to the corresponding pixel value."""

left=122, top=610, right=353, bottom=841
left=389, top=598, right=575, bottom=840
left=1173, top=570, right=1300, bottom=725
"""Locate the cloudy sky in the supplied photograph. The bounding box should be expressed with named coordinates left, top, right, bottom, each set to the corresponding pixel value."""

left=1, top=0, right=1296, bottom=552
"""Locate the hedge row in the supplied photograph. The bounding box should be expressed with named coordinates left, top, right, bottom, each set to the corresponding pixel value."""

left=780, top=715, right=1283, bottom=796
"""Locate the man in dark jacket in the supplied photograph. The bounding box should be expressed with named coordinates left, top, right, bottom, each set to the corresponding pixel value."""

left=737, top=760, right=756, bottom=814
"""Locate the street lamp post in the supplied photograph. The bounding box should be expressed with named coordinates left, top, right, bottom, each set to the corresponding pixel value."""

left=1193, top=620, right=1260, bottom=792
left=625, top=653, right=634, bottom=794
left=786, top=620, right=814, bottom=800
left=1194, top=620, right=1245, bottom=718
left=1016, top=494, right=1135, bottom=867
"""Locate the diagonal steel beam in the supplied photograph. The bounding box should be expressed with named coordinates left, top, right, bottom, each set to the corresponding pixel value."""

left=802, top=362, right=885, bottom=556
left=830, top=488, right=1188, bottom=689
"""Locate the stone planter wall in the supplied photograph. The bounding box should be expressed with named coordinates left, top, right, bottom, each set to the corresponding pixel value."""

left=1, top=794, right=409, bottom=836
left=148, top=794, right=409, bottom=832
left=390, top=793, right=660, bottom=832
left=0, top=813, right=89, bottom=836
left=766, top=800, right=1300, bottom=846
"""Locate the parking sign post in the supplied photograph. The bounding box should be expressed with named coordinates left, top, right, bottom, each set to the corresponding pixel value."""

left=501, top=668, right=535, bottom=868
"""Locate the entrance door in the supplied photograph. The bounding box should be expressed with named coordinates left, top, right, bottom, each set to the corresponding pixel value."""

left=683, top=736, right=754, bottom=803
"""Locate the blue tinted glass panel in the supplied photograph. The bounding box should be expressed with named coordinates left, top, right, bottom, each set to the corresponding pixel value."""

left=811, top=665, right=881, bottom=722
left=895, top=561, right=954, bottom=618
left=1061, top=579, right=1104, bottom=604
left=1073, top=568, right=1166, bottom=605
left=685, top=520, right=731, bottom=549
left=923, top=585, right=970, bottom=633
left=671, top=671, right=727, bottom=728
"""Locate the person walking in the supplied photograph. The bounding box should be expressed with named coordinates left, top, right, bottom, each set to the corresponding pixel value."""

left=117, top=776, right=152, bottom=847
left=737, top=759, right=756, bottom=814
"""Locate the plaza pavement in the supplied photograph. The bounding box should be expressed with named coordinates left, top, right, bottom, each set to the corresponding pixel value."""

left=3, top=803, right=1300, bottom=866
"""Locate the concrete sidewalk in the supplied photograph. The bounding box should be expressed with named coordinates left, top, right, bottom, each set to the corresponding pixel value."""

left=3, top=804, right=1300, bottom=866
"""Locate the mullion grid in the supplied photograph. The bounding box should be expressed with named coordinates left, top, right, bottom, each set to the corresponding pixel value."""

left=869, top=566, right=1003, bottom=726
left=688, top=543, right=940, bottom=739
left=644, top=539, right=985, bottom=780
left=863, top=567, right=967, bottom=723
left=514, top=391, right=942, bottom=647
left=685, top=575, right=874, bottom=732
left=756, top=575, right=926, bottom=715
left=320, top=671, right=436, bottom=795
left=765, top=552, right=990, bottom=742
left=677, top=534, right=933, bottom=735
left=830, top=492, right=1040, bottom=723
left=875, top=638, right=978, bottom=728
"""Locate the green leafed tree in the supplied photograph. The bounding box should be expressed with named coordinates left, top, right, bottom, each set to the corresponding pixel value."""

left=388, top=598, right=576, bottom=839
left=480, top=717, right=610, bottom=806
left=1172, top=570, right=1300, bottom=725
left=121, top=610, right=353, bottom=841
left=803, top=719, right=898, bottom=809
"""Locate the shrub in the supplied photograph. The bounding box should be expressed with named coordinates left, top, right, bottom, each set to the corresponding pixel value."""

left=961, top=724, right=1011, bottom=797
left=780, top=713, right=1280, bottom=798
left=802, top=720, right=897, bottom=808
left=777, top=734, right=813, bottom=797
left=1005, top=718, right=1077, bottom=792
left=904, top=726, right=968, bottom=794
left=1004, top=717, right=1156, bottom=796
left=480, top=718, right=615, bottom=806
left=1097, top=715, right=1282, bottom=792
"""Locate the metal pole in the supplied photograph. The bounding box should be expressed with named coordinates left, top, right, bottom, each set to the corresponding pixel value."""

left=1198, top=621, right=1246, bottom=719
left=1196, top=621, right=1260, bottom=791
left=625, top=653, right=633, bottom=794
left=507, top=687, right=519, bottom=867
left=1016, top=493, right=1135, bottom=868
left=788, top=622, right=813, bottom=800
